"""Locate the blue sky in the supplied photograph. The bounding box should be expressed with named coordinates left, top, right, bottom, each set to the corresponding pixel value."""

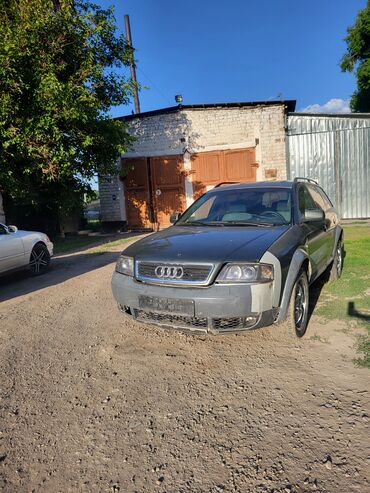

left=97, top=0, right=366, bottom=116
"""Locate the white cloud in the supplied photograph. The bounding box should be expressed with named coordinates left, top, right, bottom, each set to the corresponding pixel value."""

left=300, top=98, right=351, bottom=114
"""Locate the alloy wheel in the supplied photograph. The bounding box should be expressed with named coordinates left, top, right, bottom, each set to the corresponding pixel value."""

left=294, top=278, right=307, bottom=330
left=30, top=245, right=49, bottom=275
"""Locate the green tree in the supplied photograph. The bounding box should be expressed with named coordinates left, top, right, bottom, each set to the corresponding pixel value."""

left=341, top=0, right=370, bottom=112
left=0, top=0, right=134, bottom=234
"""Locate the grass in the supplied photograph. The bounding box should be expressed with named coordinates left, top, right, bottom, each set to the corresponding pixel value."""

left=91, top=238, right=135, bottom=253
left=86, top=219, right=102, bottom=232
left=53, top=235, right=139, bottom=255
left=53, top=236, right=109, bottom=254
left=309, top=334, right=329, bottom=344
left=315, top=225, right=370, bottom=367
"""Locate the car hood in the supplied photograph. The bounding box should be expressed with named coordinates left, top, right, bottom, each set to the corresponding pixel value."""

left=123, top=225, right=289, bottom=263
left=11, top=230, right=46, bottom=239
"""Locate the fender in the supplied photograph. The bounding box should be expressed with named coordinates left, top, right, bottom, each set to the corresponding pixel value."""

left=277, top=248, right=310, bottom=323
left=331, top=225, right=343, bottom=259
left=259, top=250, right=282, bottom=308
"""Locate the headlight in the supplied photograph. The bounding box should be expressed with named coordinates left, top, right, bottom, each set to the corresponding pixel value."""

left=216, top=263, right=273, bottom=283
left=115, top=255, right=134, bottom=276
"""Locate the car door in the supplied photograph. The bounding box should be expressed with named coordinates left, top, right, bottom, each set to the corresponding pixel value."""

left=0, top=225, right=25, bottom=273
left=297, top=185, right=328, bottom=278
left=308, top=184, right=337, bottom=265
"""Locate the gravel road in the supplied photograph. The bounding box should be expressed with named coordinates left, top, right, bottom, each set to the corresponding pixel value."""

left=0, top=238, right=369, bottom=493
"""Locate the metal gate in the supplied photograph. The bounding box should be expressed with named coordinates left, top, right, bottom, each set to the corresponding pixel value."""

left=287, top=114, right=370, bottom=219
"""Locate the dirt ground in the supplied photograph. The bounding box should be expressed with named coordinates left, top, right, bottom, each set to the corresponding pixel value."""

left=0, top=239, right=369, bottom=493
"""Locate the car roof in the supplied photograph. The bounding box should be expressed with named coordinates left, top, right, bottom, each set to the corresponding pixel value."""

left=211, top=180, right=295, bottom=192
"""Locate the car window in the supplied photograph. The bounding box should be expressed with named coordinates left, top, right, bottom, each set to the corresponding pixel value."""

left=298, top=186, right=321, bottom=214
left=307, top=185, right=328, bottom=211
left=177, top=188, right=292, bottom=226
left=189, top=196, right=216, bottom=221
left=307, top=185, right=335, bottom=212
left=316, top=186, right=334, bottom=210
left=0, top=224, right=7, bottom=235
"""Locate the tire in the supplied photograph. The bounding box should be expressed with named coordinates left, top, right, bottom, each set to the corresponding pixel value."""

left=29, top=243, right=50, bottom=276
left=285, top=269, right=309, bottom=338
left=329, top=239, right=343, bottom=281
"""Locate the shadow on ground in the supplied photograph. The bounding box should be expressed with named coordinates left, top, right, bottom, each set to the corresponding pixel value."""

left=348, top=301, right=370, bottom=323
left=307, top=268, right=331, bottom=323
left=0, top=233, right=149, bottom=304
left=308, top=249, right=348, bottom=324
left=0, top=250, right=120, bottom=303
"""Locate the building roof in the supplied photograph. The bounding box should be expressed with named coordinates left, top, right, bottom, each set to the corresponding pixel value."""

left=290, top=112, right=370, bottom=118
left=120, top=100, right=296, bottom=121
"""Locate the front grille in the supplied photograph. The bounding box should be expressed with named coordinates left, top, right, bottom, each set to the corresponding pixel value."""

left=134, top=309, right=208, bottom=331
left=136, top=262, right=213, bottom=284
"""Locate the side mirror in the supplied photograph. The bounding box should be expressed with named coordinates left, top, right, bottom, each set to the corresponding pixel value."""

left=7, top=225, right=18, bottom=233
left=170, top=212, right=181, bottom=224
left=303, top=209, right=325, bottom=223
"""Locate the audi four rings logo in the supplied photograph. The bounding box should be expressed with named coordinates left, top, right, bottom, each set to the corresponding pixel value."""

left=155, top=265, right=184, bottom=279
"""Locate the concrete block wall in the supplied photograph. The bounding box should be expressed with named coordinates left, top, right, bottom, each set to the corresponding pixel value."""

left=127, top=111, right=187, bottom=156
left=258, top=106, right=287, bottom=180
left=100, top=104, right=288, bottom=221
left=99, top=174, right=125, bottom=222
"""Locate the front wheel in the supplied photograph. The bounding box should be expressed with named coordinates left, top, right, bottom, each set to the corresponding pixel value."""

left=329, top=240, right=343, bottom=281
left=285, top=269, right=309, bottom=337
left=29, top=243, right=50, bottom=276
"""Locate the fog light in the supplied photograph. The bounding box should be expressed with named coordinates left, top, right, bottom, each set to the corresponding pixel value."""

left=245, top=316, right=258, bottom=327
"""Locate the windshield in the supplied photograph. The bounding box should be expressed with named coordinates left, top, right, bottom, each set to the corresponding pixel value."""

left=177, top=188, right=292, bottom=226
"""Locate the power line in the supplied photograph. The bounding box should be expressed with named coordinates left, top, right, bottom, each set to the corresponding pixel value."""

left=136, top=66, right=173, bottom=106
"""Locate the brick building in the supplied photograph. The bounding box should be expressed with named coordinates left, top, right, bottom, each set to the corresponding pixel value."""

left=99, top=100, right=296, bottom=229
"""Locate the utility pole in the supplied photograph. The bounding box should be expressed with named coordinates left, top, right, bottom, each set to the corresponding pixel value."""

left=124, top=15, right=140, bottom=114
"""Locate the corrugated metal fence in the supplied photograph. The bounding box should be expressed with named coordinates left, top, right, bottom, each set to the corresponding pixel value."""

left=287, top=114, right=370, bottom=218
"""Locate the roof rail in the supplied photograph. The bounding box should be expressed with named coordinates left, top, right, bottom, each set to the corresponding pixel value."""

left=214, top=181, right=240, bottom=188
left=293, top=177, right=318, bottom=185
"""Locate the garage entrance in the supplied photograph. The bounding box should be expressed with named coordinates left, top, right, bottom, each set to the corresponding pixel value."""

left=122, top=155, right=186, bottom=229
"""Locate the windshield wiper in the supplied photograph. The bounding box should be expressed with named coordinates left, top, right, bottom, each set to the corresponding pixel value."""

left=181, top=220, right=225, bottom=227
left=220, top=221, right=274, bottom=227
left=181, top=220, right=210, bottom=226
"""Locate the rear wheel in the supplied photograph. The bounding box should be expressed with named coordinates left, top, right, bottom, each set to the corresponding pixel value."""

left=29, top=243, right=50, bottom=276
left=329, top=239, right=343, bottom=281
left=285, top=269, right=309, bottom=337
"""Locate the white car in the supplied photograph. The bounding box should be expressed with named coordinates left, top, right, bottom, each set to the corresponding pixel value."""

left=0, top=223, right=53, bottom=276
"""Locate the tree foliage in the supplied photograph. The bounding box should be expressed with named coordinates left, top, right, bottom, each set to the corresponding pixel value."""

left=0, top=0, right=134, bottom=232
left=341, top=0, right=370, bottom=112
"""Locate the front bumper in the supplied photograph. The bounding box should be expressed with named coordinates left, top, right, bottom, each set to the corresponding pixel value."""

left=112, top=272, right=276, bottom=334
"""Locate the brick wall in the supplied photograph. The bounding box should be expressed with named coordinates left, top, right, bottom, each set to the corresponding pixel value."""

left=99, top=104, right=288, bottom=221
left=99, top=175, right=125, bottom=222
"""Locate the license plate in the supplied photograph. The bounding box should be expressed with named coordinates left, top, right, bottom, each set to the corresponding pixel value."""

left=139, top=295, right=195, bottom=316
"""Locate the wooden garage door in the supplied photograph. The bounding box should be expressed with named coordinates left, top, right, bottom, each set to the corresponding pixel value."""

left=123, top=157, right=152, bottom=228
left=191, top=148, right=258, bottom=198
left=123, top=155, right=186, bottom=229
left=151, top=155, right=186, bottom=228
